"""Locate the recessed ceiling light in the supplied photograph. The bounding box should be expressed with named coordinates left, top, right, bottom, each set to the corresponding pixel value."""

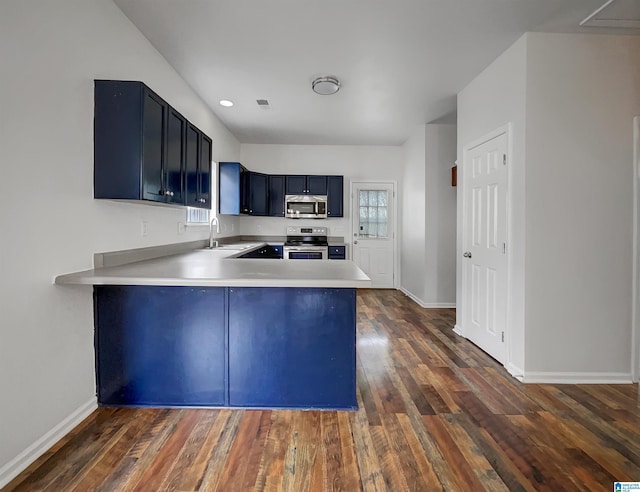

left=312, top=76, right=341, bottom=95
left=219, top=99, right=234, bottom=107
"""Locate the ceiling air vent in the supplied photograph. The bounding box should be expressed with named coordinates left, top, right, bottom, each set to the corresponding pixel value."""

left=580, top=0, right=640, bottom=29
left=256, top=99, right=271, bottom=109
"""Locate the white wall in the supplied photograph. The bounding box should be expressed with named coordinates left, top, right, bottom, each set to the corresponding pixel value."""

left=0, top=0, right=239, bottom=482
left=401, top=125, right=427, bottom=298
left=400, top=124, right=457, bottom=307
left=524, top=33, right=640, bottom=376
left=238, top=144, right=403, bottom=247
left=457, top=35, right=528, bottom=373
left=424, top=124, right=457, bottom=306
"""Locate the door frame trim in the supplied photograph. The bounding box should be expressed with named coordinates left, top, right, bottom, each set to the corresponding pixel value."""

left=349, top=180, right=399, bottom=289
left=460, top=124, right=513, bottom=369
left=632, top=116, right=640, bottom=382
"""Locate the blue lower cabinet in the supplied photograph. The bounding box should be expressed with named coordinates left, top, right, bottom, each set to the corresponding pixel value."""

left=94, top=285, right=357, bottom=410
left=228, top=287, right=356, bottom=409
left=95, top=286, right=226, bottom=406
left=328, top=245, right=346, bottom=259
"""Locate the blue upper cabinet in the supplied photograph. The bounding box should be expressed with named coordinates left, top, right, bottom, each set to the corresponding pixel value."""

left=268, top=175, right=285, bottom=217
left=327, top=175, right=344, bottom=217
left=141, top=89, right=167, bottom=202
left=220, top=163, right=343, bottom=217
left=308, top=175, right=328, bottom=195
left=242, top=171, right=268, bottom=215
left=94, top=80, right=211, bottom=209
left=285, top=175, right=327, bottom=195
left=186, top=124, right=212, bottom=209
left=218, top=162, right=245, bottom=215
left=199, top=135, right=212, bottom=209
left=185, top=123, right=201, bottom=208
left=219, top=163, right=268, bottom=216
left=285, top=175, right=306, bottom=194
left=164, top=107, right=185, bottom=205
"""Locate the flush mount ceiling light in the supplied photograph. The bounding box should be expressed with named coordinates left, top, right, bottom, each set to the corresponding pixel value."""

left=312, top=76, right=341, bottom=95
left=219, top=99, right=234, bottom=107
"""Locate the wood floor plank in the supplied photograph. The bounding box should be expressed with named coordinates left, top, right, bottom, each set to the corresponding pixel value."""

left=130, top=409, right=201, bottom=492
left=67, top=409, right=157, bottom=492
left=350, top=387, right=387, bottom=492
left=253, top=411, right=294, bottom=492
left=395, top=414, right=443, bottom=490
left=423, top=415, right=487, bottom=491
left=196, top=409, right=243, bottom=491
left=5, top=289, right=640, bottom=492
left=441, top=413, right=510, bottom=491
left=158, top=409, right=220, bottom=492
left=280, top=411, right=321, bottom=492
left=336, top=412, right=362, bottom=492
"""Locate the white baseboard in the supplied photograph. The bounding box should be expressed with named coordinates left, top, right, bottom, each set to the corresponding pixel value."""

left=522, top=372, right=633, bottom=384
left=0, top=397, right=97, bottom=489
left=506, top=363, right=524, bottom=381
left=398, top=288, right=455, bottom=309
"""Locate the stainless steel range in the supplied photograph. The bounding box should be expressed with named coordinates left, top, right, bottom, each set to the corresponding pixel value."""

left=283, top=226, right=329, bottom=260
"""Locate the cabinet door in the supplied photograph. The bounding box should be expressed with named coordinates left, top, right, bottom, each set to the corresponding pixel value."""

left=268, top=175, right=285, bottom=217
left=307, top=175, right=327, bottom=195
left=219, top=162, right=243, bottom=215
left=95, top=286, right=226, bottom=406
left=142, top=89, right=167, bottom=202
left=199, top=134, right=212, bottom=209
left=165, top=108, right=185, bottom=204
left=228, top=287, right=356, bottom=409
left=247, top=172, right=268, bottom=215
left=285, top=175, right=306, bottom=194
left=240, top=169, right=250, bottom=214
left=327, top=175, right=344, bottom=217
left=94, top=80, right=144, bottom=200
left=328, top=245, right=346, bottom=259
left=185, top=123, right=200, bottom=207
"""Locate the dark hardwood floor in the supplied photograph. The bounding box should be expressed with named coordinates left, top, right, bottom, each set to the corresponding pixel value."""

left=5, top=289, right=640, bottom=491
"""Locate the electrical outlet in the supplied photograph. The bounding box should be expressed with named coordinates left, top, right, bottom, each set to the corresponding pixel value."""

left=141, top=221, right=149, bottom=237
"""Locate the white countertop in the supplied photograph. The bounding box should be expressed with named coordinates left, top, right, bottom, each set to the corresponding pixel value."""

left=55, top=242, right=371, bottom=288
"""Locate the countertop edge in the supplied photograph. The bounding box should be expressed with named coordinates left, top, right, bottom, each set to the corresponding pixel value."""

left=55, top=242, right=371, bottom=288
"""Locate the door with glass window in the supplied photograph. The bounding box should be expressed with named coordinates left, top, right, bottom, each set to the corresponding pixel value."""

left=351, top=182, right=395, bottom=288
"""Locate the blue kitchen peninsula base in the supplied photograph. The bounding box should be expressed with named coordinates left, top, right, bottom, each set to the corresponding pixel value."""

left=94, top=286, right=356, bottom=410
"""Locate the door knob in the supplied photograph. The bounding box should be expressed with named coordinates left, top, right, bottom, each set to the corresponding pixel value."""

left=354, top=240, right=358, bottom=244
left=463, top=252, right=472, bottom=258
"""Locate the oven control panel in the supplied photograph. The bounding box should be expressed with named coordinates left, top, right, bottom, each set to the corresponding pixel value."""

left=286, top=226, right=327, bottom=236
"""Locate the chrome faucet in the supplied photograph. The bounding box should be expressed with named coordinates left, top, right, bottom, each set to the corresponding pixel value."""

left=209, top=216, right=220, bottom=249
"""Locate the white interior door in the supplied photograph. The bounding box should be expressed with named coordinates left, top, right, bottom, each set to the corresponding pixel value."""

left=462, top=133, right=508, bottom=363
left=352, top=182, right=395, bottom=288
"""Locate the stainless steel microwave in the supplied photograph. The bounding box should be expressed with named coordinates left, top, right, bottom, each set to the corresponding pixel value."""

left=285, top=195, right=327, bottom=219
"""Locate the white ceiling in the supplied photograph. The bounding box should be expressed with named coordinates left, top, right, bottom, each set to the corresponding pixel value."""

left=113, top=0, right=639, bottom=146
